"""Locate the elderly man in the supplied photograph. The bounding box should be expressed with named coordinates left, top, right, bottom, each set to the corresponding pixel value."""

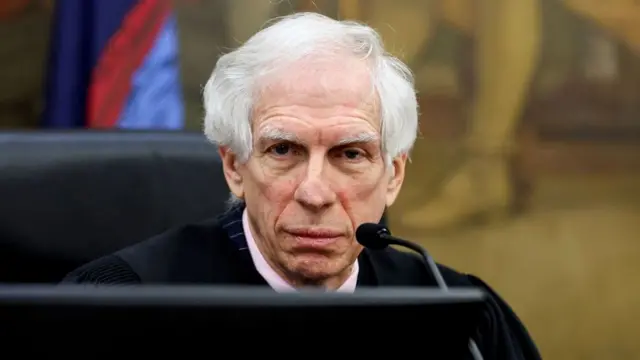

left=64, top=13, right=539, bottom=358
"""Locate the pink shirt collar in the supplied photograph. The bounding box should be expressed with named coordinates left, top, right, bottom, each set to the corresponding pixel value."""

left=242, top=209, right=359, bottom=293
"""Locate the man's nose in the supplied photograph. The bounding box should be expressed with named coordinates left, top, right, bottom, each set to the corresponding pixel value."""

left=293, top=159, right=336, bottom=210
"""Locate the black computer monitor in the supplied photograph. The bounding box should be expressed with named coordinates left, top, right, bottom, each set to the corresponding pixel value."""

left=0, top=285, right=485, bottom=357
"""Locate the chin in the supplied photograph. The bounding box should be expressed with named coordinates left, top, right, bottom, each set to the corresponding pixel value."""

left=288, top=253, right=348, bottom=283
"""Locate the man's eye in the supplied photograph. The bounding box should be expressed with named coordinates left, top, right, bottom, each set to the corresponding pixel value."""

left=344, top=149, right=362, bottom=160
left=273, top=143, right=290, bottom=155
left=269, top=143, right=298, bottom=157
left=335, top=148, right=367, bottom=162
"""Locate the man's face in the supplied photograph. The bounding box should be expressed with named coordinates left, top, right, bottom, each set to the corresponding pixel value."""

left=220, top=57, right=407, bottom=288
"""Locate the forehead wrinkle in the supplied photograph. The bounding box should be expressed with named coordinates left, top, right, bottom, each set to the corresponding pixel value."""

left=255, top=56, right=379, bottom=111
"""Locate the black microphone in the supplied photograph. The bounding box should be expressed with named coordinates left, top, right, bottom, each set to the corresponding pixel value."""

left=356, top=223, right=484, bottom=360
left=356, top=222, right=447, bottom=289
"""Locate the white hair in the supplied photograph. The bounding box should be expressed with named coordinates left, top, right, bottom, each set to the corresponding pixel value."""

left=202, top=12, right=419, bottom=205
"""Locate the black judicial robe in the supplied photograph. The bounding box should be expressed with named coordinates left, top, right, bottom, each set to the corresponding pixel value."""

left=63, top=207, right=541, bottom=360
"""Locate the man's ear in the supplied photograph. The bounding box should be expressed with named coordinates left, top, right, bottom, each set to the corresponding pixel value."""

left=218, top=146, right=244, bottom=199
left=385, top=153, right=407, bottom=207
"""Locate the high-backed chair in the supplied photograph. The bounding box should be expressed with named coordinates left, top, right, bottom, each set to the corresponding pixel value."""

left=0, top=130, right=229, bottom=283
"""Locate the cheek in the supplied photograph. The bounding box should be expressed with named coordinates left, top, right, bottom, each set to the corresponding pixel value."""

left=333, top=171, right=387, bottom=220
left=246, top=170, right=300, bottom=237
left=253, top=170, right=299, bottom=205
left=331, top=166, right=385, bottom=199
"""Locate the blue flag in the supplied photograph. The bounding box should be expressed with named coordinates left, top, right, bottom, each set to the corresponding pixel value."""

left=42, top=0, right=184, bottom=129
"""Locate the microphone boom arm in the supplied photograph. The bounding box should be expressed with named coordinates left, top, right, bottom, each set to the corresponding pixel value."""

left=380, top=234, right=484, bottom=360
left=382, top=235, right=449, bottom=291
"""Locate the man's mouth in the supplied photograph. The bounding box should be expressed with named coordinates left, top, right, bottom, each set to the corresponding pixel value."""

left=285, top=228, right=343, bottom=248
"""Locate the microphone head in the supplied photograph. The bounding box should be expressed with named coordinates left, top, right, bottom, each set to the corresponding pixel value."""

left=356, top=223, right=391, bottom=250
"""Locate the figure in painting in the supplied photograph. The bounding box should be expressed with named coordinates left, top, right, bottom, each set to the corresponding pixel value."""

left=400, top=0, right=640, bottom=231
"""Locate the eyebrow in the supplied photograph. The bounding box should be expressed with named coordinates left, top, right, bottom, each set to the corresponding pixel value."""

left=256, top=127, right=379, bottom=146
left=335, top=132, right=379, bottom=146
left=257, top=127, right=301, bottom=143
